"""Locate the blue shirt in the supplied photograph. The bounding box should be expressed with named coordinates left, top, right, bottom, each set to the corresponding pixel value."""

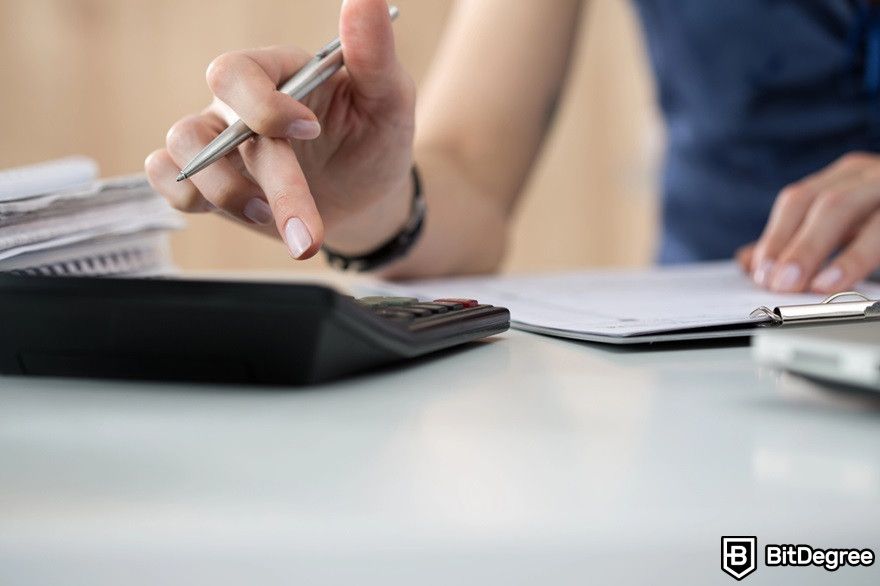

left=631, top=0, right=880, bottom=263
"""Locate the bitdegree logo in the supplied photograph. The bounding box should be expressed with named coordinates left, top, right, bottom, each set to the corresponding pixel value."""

left=721, top=537, right=876, bottom=580
left=722, top=537, right=758, bottom=581
left=766, top=544, right=875, bottom=572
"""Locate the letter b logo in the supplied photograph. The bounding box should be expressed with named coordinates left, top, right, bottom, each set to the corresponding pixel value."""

left=728, top=545, right=749, bottom=566
left=722, top=537, right=758, bottom=581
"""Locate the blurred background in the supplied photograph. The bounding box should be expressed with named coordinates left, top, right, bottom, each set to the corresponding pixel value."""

left=0, top=0, right=661, bottom=274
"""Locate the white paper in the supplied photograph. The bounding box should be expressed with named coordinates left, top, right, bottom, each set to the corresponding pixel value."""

left=377, top=262, right=880, bottom=340
left=0, top=158, right=182, bottom=277
left=0, top=196, right=182, bottom=260
left=0, top=174, right=149, bottom=218
left=0, top=157, right=99, bottom=202
left=0, top=231, right=177, bottom=277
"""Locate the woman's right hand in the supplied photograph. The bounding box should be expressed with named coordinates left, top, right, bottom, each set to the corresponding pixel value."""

left=145, top=0, right=416, bottom=260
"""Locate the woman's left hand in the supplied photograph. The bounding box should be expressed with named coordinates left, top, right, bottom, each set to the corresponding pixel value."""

left=738, top=151, right=880, bottom=293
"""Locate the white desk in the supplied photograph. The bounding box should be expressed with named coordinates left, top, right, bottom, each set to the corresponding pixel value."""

left=1, top=275, right=879, bottom=585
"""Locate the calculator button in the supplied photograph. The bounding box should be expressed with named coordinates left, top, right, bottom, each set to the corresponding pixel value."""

left=430, top=301, right=465, bottom=311
left=434, top=298, right=479, bottom=309
left=358, top=296, right=419, bottom=307
left=358, top=297, right=390, bottom=307
left=375, top=309, right=416, bottom=321
left=409, top=303, right=450, bottom=314
left=383, top=297, right=421, bottom=306
left=396, top=306, right=434, bottom=318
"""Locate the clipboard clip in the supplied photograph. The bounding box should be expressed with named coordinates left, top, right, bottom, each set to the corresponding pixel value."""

left=750, top=292, right=880, bottom=325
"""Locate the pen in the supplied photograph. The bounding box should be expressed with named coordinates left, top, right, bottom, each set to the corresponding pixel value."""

left=177, top=5, right=400, bottom=182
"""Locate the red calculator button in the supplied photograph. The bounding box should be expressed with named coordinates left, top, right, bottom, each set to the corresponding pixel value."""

left=435, top=298, right=479, bottom=309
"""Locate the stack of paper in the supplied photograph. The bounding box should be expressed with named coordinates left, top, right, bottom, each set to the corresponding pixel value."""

left=0, top=157, right=183, bottom=277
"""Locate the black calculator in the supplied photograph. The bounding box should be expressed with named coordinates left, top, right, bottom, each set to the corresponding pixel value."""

left=0, top=275, right=509, bottom=385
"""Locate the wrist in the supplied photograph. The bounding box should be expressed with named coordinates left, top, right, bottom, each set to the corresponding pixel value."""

left=322, top=171, right=413, bottom=256
left=323, top=166, right=426, bottom=272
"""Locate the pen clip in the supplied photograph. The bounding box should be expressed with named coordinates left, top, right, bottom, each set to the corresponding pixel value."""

left=315, top=38, right=342, bottom=60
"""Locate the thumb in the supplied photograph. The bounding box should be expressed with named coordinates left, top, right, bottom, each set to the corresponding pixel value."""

left=339, top=0, right=401, bottom=100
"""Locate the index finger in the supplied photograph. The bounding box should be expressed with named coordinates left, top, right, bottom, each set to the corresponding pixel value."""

left=239, top=136, right=324, bottom=260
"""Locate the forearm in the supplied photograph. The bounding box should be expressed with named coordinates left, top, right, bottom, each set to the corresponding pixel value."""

left=382, top=0, right=586, bottom=279
left=378, top=146, right=510, bottom=280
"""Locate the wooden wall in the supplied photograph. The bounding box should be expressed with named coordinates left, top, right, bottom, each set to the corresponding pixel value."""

left=0, top=0, right=660, bottom=274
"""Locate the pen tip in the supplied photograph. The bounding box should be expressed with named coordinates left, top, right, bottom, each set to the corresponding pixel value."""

left=176, top=172, right=187, bottom=183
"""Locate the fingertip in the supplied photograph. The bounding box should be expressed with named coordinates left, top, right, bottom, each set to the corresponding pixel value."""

left=768, top=261, right=805, bottom=293
left=735, top=244, right=754, bottom=273
left=339, top=0, right=398, bottom=99
left=243, top=91, right=321, bottom=138
left=340, top=0, right=394, bottom=53
left=810, top=265, right=846, bottom=294
left=165, top=114, right=202, bottom=149
left=276, top=195, right=325, bottom=259
left=144, top=149, right=165, bottom=179
left=205, top=52, right=236, bottom=97
left=752, top=259, right=775, bottom=288
left=340, top=0, right=391, bottom=24
left=143, top=148, right=211, bottom=213
left=144, top=149, right=181, bottom=192
left=283, top=216, right=324, bottom=260
left=286, top=118, right=322, bottom=141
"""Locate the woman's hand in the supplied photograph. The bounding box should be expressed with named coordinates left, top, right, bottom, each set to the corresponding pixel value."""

left=145, top=0, right=415, bottom=259
left=740, top=151, right=880, bottom=293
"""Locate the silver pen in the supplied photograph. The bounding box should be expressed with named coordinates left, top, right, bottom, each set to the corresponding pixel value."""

left=177, top=5, right=400, bottom=182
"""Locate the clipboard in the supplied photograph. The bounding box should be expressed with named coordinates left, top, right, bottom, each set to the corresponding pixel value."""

left=750, top=292, right=880, bottom=326
left=372, top=263, right=880, bottom=345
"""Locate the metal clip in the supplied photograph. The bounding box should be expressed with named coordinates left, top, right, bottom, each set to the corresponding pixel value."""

left=750, top=292, right=877, bottom=325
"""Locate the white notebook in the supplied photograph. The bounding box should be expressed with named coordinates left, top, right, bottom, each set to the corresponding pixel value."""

left=377, top=262, right=880, bottom=343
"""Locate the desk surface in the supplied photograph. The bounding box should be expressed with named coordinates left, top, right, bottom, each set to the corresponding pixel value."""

left=1, top=275, right=879, bottom=585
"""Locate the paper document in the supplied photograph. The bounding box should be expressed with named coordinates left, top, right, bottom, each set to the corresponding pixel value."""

left=0, top=196, right=181, bottom=261
left=1, top=231, right=176, bottom=277
left=378, top=262, right=880, bottom=343
left=0, top=157, right=98, bottom=202
left=0, top=158, right=182, bottom=277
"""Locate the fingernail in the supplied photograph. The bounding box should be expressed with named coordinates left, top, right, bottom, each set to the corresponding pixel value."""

left=243, top=198, right=273, bottom=225
left=753, top=259, right=775, bottom=286
left=812, top=266, right=844, bottom=291
left=287, top=120, right=321, bottom=140
left=771, top=263, right=802, bottom=292
left=284, top=218, right=313, bottom=259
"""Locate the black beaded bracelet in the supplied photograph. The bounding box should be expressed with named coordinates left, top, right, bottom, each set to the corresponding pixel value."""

left=323, top=165, right=426, bottom=272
